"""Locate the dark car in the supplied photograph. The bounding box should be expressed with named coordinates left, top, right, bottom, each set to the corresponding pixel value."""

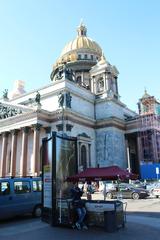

left=105, top=183, right=149, bottom=200
left=131, top=180, right=146, bottom=189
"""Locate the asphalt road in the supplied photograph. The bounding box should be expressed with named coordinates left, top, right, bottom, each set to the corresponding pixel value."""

left=0, top=197, right=159, bottom=240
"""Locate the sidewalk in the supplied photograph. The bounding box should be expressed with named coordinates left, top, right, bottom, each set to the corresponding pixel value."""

left=127, top=214, right=160, bottom=229
left=0, top=214, right=159, bottom=240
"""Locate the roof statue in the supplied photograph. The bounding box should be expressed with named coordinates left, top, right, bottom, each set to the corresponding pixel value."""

left=66, top=92, right=72, bottom=108
left=51, top=63, right=75, bottom=82
left=58, top=92, right=64, bottom=108
left=35, top=91, right=41, bottom=105
left=3, top=89, right=8, bottom=100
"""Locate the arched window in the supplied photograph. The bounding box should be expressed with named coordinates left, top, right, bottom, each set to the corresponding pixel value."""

left=81, top=145, right=87, bottom=170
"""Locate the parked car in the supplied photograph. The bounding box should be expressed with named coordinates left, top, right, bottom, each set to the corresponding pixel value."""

left=151, top=183, right=160, bottom=198
left=0, top=177, right=42, bottom=220
left=105, top=183, right=149, bottom=200
left=146, top=182, right=160, bottom=194
left=131, top=180, right=146, bottom=189
left=99, top=181, right=116, bottom=192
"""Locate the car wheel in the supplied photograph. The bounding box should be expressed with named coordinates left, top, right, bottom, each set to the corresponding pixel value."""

left=132, top=192, right=140, bottom=200
left=33, top=205, right=42, bottom=217
left=106, top=192, right=113, bottom=199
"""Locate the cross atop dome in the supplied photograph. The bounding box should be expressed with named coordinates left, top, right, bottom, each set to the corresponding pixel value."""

left=77, top=20, right=87, bottom=36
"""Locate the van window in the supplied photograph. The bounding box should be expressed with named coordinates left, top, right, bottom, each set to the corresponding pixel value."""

left=33, top=180, right=42, bottom=192
left=0, top=182, right=10, bottom=195
left=14, top=181, right=31, bottom=193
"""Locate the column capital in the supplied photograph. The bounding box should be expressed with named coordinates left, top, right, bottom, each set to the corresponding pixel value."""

left=44, top=126, right=51, bottom=134
left=11, top=129, right=19, bottom=136
left=21, top=126, right=30, bottom=134
left=66, top=123, right=73, bottom=132
left=56, top=124, right=63, bottom=131
left=32, top=123, right=42, bottom=131
left=2, top=131, right=9, bottom=138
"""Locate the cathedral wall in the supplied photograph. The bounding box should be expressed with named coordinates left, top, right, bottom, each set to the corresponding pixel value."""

left=95, top=101, right=124, bottom=120
left=96, top=127, right=127, bottom=168
left=49, top=121, right=96, bottom=168
left=50, top=124, right=58, bottom=133
left=72, top=124, right=97, bottom=167
left=10, top=81, right=65, bottom=105
left=70, top=123, right=96, bottom=167
left=95, top=100, right=136, bottom=120
left=41, top=95, right=59, bottom=111
left=65, top=80, right=95, bottom=119
left=71, top=94, right=94, bottom=119
left=41, top=91, right=95, bottom=119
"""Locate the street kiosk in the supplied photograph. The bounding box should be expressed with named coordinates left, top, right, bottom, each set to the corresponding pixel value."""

left=41, top=132, right=77, bottom=225
left=41, top=132, right=136, bottom=231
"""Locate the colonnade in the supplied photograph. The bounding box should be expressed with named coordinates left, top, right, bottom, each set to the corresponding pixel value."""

left=0, top=124, right=51, bottom=177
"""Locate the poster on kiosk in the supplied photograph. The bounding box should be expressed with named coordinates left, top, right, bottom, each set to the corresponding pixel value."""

left=42, top=132, right=77, bottom=225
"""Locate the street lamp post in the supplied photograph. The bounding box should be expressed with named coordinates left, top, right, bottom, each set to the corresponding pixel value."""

left=127, top=147, right=131, bottom=173
left=127, top=147, right=132, bottom=183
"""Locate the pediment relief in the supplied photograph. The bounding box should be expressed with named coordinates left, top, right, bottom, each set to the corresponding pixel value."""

left=0, top=102, right=32, bottom=120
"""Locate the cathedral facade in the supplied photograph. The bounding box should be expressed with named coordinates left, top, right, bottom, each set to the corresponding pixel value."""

left=1, top=23, right=155, bottom=179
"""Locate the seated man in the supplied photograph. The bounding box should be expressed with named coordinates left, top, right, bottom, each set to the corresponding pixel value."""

left=70, top=182, right=88, bottom=230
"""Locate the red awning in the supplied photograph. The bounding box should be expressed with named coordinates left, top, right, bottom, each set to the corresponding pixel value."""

left=66, top=166, right=138, bottom=182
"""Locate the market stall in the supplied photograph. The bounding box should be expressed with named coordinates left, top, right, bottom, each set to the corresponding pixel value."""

left=64, top=166, right=137, bottom=231
left=66, top=165, right=137, bottom=182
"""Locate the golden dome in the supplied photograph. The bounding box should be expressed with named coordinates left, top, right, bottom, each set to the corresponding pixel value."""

left=61, top=36, right=102, bottom=56
left=57, top=23, right=102, bottom=64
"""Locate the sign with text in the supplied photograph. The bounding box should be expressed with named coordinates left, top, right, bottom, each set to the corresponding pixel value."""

left=43, top=138, right=52, bottom=208
left=156, top=167, right=159, bottom=175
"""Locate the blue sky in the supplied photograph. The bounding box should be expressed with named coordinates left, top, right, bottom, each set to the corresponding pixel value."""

left=0, top=0, right=160, bottom=112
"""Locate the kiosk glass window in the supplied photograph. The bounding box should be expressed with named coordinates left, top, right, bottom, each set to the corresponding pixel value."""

left=56, top=137, right=77, bottom=198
